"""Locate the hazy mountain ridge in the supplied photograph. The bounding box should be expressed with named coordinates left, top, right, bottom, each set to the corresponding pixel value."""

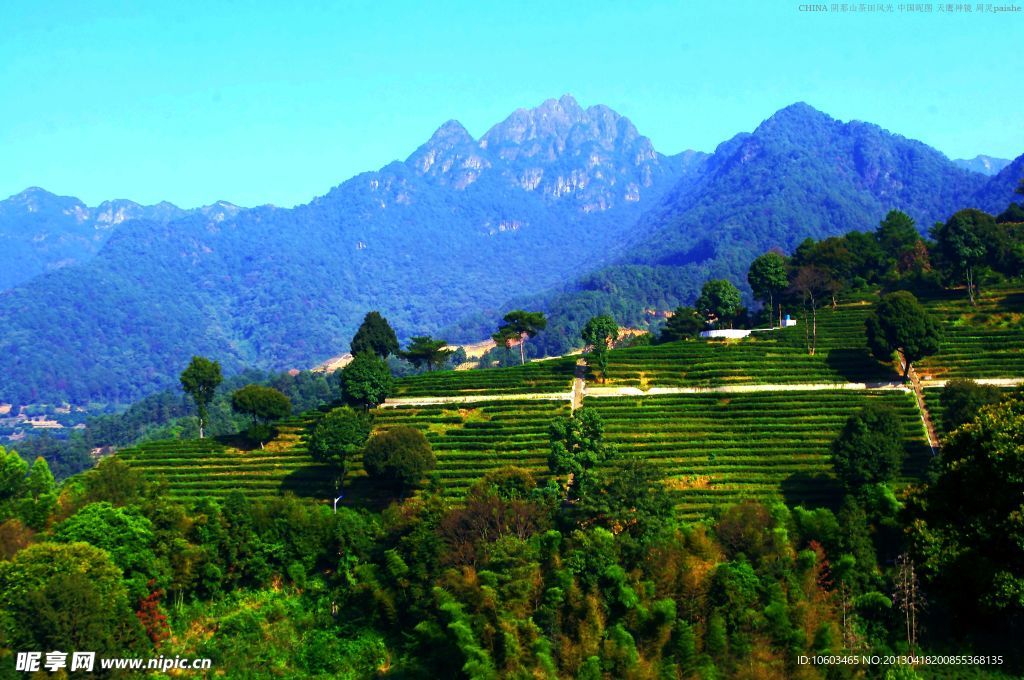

left=954, top=154, right=1011, bottom=176
left=0, top=187, right=241, bottom=289
left=970, top=153, right=1024, bottom=212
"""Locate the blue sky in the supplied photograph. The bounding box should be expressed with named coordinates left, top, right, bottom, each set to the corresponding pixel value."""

left=2, top=1, right=1021, bottom=208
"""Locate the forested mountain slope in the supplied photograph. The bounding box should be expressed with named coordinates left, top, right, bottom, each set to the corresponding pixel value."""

left=5, top=99, right=1019, bottom=405
left=0, top=96, right=689, bottom=406
left=971, top=152, right=1024, bottom=212
left=485, top=104, right=1021, bottom=355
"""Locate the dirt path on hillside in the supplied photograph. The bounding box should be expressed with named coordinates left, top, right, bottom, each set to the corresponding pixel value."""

left=583, top=382, right=912, bottom=397
left=571, top=359, right=587, bottom=411
left=900, top=352, right=940, bottom=456
left=380, top=392, right=573, bottom=408
left=381, top=377, right=1021, bottom=408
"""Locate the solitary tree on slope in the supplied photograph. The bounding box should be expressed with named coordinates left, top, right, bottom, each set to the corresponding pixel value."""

left=230, top=384, right=291, bottom=448
left=401, top=336, right=455, bottom=372
left=865, top=291, right=941, bottom=379
left=748, top=252, right=789, bottom=326
left=493, top=310, right=547, bottom=365
left=581, top=315, right=619, bottom=383
left=695, top=279, right=742, bottom=328
left=180, top=356, right=222, bottom=439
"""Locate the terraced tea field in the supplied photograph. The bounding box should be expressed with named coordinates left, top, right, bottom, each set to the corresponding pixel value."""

left=394, top=357, right=577, bottom=397
left=120, top=389, right=929, bottom=519
left=116, top=287, right=1020, bottom=518
left=119, top=401, right=570, bottom=505
left=597, top=303, right=896, bottom=388
left=917, top=288, right=1024, bottom=380
left=368, top=399, right=570, bottom=499
left=586, top=390, right=930, bottom=521
left=117, top=414, right=334, bottom=502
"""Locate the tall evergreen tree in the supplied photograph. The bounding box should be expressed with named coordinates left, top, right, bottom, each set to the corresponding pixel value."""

left=875, top=210, right=920, bottom=261
left=581, top=315, right=618, bottom=382
left=401, top=336, right=454, bottom=372
left=350, top=311, right=400, bottom=359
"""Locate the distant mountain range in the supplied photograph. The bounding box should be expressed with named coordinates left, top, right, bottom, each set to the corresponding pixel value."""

left=953, top=155, right=1011, bottom=176
left=0, top=96, right=1021, bottom=406
left=0, top=189, right=241, bottom=290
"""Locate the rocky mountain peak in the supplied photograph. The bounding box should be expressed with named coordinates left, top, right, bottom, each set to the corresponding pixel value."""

left=752, top=102, right=837, bottom=142
left=393, top=96, right=675, bottom=209
left=406, top=119, right=489, bottom=185
left=424, top=119, right=474, bottom=149
left=5, top=187, right=83, bottom=214
left=479, top=94, right=599, bottom=159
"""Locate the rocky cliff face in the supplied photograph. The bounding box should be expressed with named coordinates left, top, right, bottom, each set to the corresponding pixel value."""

left=402, top=94, right=685, bottom=213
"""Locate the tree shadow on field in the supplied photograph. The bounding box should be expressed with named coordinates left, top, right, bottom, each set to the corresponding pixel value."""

left=338, top=475, right=396, bottom=512
left=781, top=472, right=843, bottom=511
left=279, top=468, right=395, bottom=511
left=215, top=432, right=255, bottom=451
left=825, top=348, right=896, bottom=383
left=996, top=291, right=1024, bottom=309
left=279, top=465, right=335, bottom=499
left=900, top=441, right=934, bottom=480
